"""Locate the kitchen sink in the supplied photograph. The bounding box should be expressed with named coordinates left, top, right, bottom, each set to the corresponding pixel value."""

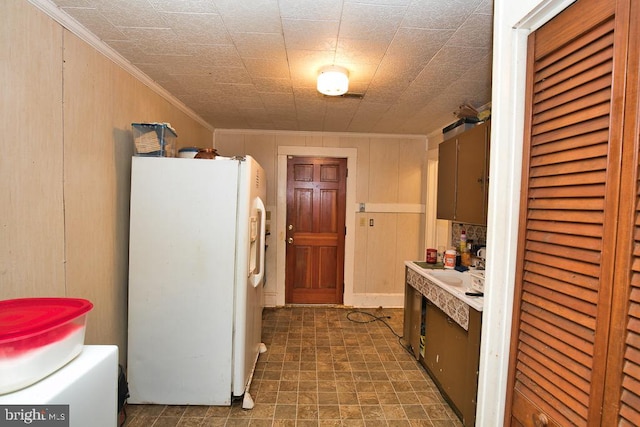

left=427, top=270, right=471, bottom=288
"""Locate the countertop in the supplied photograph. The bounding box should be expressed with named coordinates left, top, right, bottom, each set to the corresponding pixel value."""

left=405, top=260, right=484, bottom=312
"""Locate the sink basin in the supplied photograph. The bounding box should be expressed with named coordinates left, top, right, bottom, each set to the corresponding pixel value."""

left=427, top=270, right=471, bottom=288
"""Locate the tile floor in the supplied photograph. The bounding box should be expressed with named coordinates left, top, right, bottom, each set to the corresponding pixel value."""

left=123, top=306, right=463, bottom=427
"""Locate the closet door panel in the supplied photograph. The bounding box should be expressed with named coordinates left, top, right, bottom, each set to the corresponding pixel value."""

left=602, top=0, right=640, bottom=423
left=507, top=0, right=622, bottom=425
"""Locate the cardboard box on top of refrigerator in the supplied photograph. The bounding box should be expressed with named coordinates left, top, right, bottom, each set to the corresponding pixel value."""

left=132, top=122, right=177, bottom=157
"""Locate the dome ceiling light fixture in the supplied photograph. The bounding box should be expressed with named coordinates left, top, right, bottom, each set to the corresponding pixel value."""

left=317, top=65, right=349, bottom=96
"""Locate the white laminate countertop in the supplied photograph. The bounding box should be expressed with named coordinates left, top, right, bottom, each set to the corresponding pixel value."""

left=405, top=261, right=484, bottom=312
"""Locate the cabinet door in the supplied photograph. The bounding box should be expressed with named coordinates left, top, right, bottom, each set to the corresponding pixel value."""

left=456, top=123, right=488, bottom=225
left=437, top=138, right=457, bottom=220
left=423, top=300, right=446, bottom=379
left=410, top=288, right=422, bottom=359
left=427, top=303, right=468, bottom=403
left=441, top=315, right=469, bottom=413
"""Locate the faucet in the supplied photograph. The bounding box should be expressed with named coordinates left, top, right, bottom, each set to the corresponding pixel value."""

left=477, top=247, right=487, bottom=259
left=474, top=247, right=486, bottom=270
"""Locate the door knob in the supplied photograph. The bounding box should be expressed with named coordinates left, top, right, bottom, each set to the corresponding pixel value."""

left=287, top=237, right=294, bottom=244
left=533, top=413, right=548, bottom=427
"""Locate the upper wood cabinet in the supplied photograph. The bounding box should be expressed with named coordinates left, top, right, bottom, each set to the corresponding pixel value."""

left=437, top=121, right=490, bottom=225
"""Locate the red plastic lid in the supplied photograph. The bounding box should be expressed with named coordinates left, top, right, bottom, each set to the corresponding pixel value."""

left=0, top=298, right=93, bottom=343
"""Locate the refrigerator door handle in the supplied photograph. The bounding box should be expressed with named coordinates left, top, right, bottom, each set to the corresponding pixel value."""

left=250, top=197, right=267, bottom=288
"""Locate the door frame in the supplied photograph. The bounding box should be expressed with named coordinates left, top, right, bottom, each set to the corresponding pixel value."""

left=275, top=146, right=357, bottom=307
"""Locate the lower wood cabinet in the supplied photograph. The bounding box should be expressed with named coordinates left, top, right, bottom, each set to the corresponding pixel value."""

left=404, top=278, right=482, bottom=427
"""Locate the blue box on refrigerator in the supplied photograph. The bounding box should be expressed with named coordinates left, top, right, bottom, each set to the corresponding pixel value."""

left=132, top=123, right=177, bottom=157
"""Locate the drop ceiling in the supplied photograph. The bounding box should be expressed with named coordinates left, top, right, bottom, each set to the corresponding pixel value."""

left=50, top=0, right=493, bottom=136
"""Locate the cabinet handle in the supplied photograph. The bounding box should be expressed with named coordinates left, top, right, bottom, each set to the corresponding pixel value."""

left=533, top=413, right=549, bottom=427
left=446, top=317, right=455, bottom=325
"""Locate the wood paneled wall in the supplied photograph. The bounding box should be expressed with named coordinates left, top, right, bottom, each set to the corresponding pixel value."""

left=1, top=0, right=213, bottom=365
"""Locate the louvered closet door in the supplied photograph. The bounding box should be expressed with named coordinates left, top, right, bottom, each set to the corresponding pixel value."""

left=506, top=0, right=631, bottom=425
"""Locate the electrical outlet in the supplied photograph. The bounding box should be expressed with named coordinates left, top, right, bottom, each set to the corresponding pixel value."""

left=369, top=219, right=374, bottom=227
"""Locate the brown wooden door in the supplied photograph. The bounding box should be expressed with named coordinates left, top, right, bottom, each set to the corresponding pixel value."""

left=506, top=0, right=640, bottom=425
left=285, top=156, right=346, bottom=304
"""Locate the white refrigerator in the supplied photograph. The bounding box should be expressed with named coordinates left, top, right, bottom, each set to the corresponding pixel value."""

left=127, top=155, right=267, bottom=408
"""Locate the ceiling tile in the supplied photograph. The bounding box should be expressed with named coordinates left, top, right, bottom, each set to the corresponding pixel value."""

left=147, top=0, right=218, bottom=13
left=253, top=78, right=294, bottom=94
left=282, top=19, right=339, bottom=51
left=96, top=0, right=168, bottom=28
left=181, top=45, right=243, bottom=67
left=231, top=32, right=287, bottom=60
left=366, top=55, right=425, bottom=100
left=475, top=0, right=494, bottom=15
left=339, top=3, right=405, bottom=42
left=259, top=92, right=295, bottom=107
left=159, top=13, right=232, bottom=45
left=403, top=0, right=483, bottom=30
left=55, top=0, right=93, bottom=5
left=210, top=83, right=261, bottom=98
left=335, top=38, right=388, bottom=65
left=287, top=50, right=337, bottom=86
left=170, top=68, right=252, bottom=85
left=279, top=0, right=344, bottom=21
left=243, top=58, right=290, bottom=79
left=213, top=0, right=281, bottom=33
left=119, top=27, right=184, bottom=55
left=446, top=12, right=493, bottom=49
left=347, top=0, right=411, bottom=5
left=386, top=28, right=453, bottom=63
left=61, top=7, right=126, bottom=41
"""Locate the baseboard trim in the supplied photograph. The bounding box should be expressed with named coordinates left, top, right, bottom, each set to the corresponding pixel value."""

left=264, top=293, right=404, bottom=309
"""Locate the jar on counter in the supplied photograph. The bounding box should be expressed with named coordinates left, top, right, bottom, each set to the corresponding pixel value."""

left=426, top=248, right=437, bottom=264
left=444, top=249, right=457, bottom=269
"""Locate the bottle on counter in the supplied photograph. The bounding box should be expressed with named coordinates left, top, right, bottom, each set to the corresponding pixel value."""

left=460, top=230, right=471, bottom=267
left=461, top=243, right=472, bottom=267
